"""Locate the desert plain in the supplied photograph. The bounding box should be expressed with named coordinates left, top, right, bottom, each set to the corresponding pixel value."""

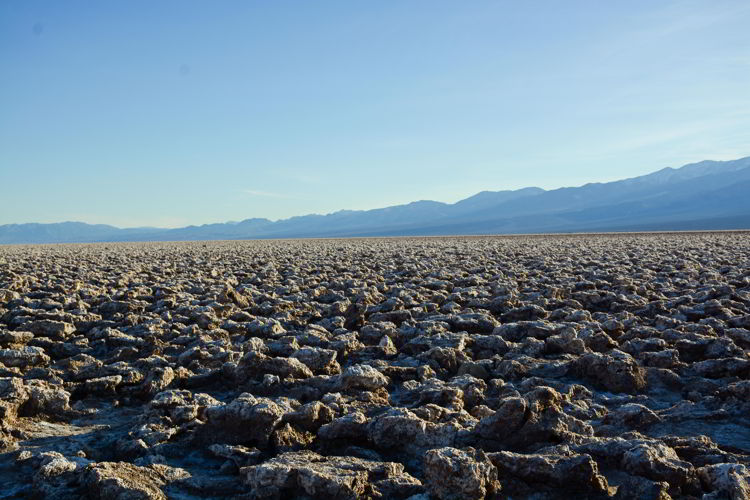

left=1, top=233, right=749, bottom=499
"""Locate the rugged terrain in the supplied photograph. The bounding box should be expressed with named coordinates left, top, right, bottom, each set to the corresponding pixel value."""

left=1, top=233, right=749, bottom=499
left=3, top=157, right=750, bottom=244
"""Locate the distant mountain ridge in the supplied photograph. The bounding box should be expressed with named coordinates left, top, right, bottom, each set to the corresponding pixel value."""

left=2, top=156, right=749, bottom=244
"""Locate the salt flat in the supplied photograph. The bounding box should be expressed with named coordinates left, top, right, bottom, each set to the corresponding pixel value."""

left=1, top=233, right=749, bottom=498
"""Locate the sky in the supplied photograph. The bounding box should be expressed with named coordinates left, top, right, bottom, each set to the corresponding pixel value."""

left=1, top=1, right=749, bottom=228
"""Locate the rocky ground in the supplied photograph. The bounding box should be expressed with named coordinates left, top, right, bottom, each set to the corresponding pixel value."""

left=1, top=233, right=749, bottom=499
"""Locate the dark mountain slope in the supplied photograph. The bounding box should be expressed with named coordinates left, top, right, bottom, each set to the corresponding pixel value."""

left=1, top=156, right=748, bottom=243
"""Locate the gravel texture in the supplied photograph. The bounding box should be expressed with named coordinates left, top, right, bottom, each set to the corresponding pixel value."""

left=1, top=233, right=749, bottom=499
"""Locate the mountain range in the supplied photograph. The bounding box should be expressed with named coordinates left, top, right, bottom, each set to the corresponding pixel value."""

left=2, top=156, right=750, bottom=244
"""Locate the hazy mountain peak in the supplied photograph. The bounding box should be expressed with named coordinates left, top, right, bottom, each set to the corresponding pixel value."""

left=625, top=156, right=750, bottom=186
left=1, top=157, right=748, bottom=244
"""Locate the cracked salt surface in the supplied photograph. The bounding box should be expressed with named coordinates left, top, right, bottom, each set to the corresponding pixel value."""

left=0, top=233, right=749, bottom=498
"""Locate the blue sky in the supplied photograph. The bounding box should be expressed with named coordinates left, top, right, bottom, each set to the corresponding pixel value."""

left=1, top=1, right=749, bottom=227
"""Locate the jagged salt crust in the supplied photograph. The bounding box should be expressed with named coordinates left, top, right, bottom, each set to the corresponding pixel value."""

left=1, top=233, right=749, bottom=499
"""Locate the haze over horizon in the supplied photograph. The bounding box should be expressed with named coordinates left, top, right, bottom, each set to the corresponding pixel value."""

left=2, top=1, right=750, bottom=228
left=2, top=155, right=749, bottom=230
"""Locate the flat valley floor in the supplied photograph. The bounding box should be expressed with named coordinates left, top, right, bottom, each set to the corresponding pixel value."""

left=1, top=233, right=749, bottom=499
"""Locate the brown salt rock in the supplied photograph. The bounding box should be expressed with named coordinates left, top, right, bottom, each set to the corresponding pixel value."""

left=339, top=364, right=388, bottom=391
left=139, top=367, right=175, bottom=397
left=601, top=403, right=661, bottom=431
left=475, top=386, right=593, bottom=451
left=22, top=379, right=71, bottom=417
left=621, top=441, right=699, bottom=494
left=272, top=422, right=315, bottom=452
left=204, top=393, right=295, bottom=446
left=291, top=346, right=340, bottom=375
left=282, top=400, right=335, bottom=432
left=25, top=320, right=75, bottom=340
left=572, top=350, right=646, bottom=393
left=0, top=346, right=49, bottom=368
left=697, top=463, right=750, bottom=500
left=690, top=357, right=750, bottom=379
left=488, top=450, right=609, bottom=496
left=84, top=461, right=189, bottom=500
left=242, top=450, right=422, bottom=500
left=238, top=351, right=313, bottom=380
left=613, top=476, right=671, bottom=500
left=0, top=376, right=29, bottom=421
left=84, top=375, right=123, bottom=396
left=367, top=408, right=460, bottom=458
left=402, top=378, right=465, bottom=411
left=318, top=411, right=368, bottom=441
left=423, top=446, right=500, bottom=500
